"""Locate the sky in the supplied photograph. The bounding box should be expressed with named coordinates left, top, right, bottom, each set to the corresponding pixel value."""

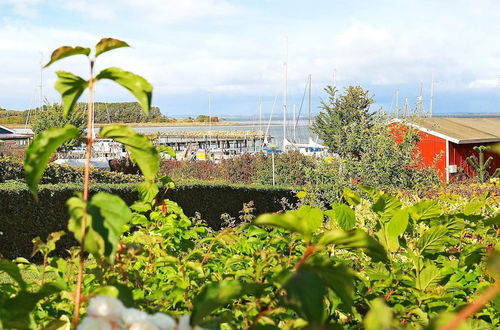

left=0, top=0, right=500, bottom=117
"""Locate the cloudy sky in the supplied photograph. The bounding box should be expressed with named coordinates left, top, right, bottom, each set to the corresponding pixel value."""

left=1, top=0, right=499, bottom=117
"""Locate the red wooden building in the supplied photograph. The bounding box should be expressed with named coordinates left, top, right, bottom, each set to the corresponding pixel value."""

left=393, top=117, right=500, bottom=183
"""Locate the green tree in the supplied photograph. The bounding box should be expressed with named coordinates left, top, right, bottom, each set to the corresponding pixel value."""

left=31, top=103, right=86, bottom=150
left=313, top=86, right=382, bottom=158
left=31, top=103, right=86, bottom=134
left=310, top=86, right=439, bottom=196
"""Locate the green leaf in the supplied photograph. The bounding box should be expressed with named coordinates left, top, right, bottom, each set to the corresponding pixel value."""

left=417, top=263, right=443, bottom=291
left=67, top=196, right=103, bottom=258
left=157, top=145, right=176, bottom=158
left=283, top=268, right=326, bottom=324
left=67, top=193, right=131, bottom=263
left=130, top=201, right=152, bottom=213
left=364, top=298, right=393, bottom=330
left=0, top=260, right=27, bottom=289
left=87, top=192, right=132, bottom=263
left=44, top=46, right=90, bottom=67
left=0, top=282, right=64, bottom=327
left=417, top=225, right=448, bottom=255
left=358, top=184, right=381, bottom=201
left=343, top=187, right=360, bottom=206
left=386, top=208, right=409, bottom=238
left=318, top=229, right=387, bottom=262
left=483, top=213, right=500, bottom=227
left=191, top=280, right=258, bottom=326
left=95, top=38, right=130, bottom=57
left=459, top=245, right=485, bottom=268
left=92, top=285, right=119, bottom=298
left=464, top=200, right=485, bottom=216
left=24, top=125, right=80, bottom=196
left=42, top=316, right=70, bottom=330
left=254, top=206, right=323, bottom=240
left=54, top=71, right=88, bottom=119
left=100, top=125, right=160, bottom=182
left=325, top=203, right=356, bottom=230
left=309, top=264, right=354, bottom=310
left=136, top=181, right=159, bottom=204
left=372, top=193, right=402, bottom=215
left=96, top=67, right=152, bottom=114
left=159, top=175, right=175, bottom=189
left=409, top=200, right=442, bottom=221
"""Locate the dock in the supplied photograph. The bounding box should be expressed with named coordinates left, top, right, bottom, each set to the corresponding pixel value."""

left=150, top=130, right=270, bottom=153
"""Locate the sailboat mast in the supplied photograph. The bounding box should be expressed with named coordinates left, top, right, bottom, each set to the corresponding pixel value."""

left=208, top=95, right=211, bottom=149
left=292, top=104, right=296, bottom=142
left=429, top=74, right=434, bottom=117
left=259, top=101, right=263, bottom=146
left=39, top=53, right=43, bottom=111
left=404, top=97, right=409, bottom=118
left=395, top=89, right=400, bottom=118
left=283, top=38, right=288, bottom=148
left=308, top=74, right=311, bottom=127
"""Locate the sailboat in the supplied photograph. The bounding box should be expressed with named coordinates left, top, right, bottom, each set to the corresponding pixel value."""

left=282, top=74, right=328, bottom=156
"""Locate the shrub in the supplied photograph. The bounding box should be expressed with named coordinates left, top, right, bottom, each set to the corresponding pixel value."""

left=0, top=181, right=296, bottom=259
left=0, top=157, right=142, bottom=184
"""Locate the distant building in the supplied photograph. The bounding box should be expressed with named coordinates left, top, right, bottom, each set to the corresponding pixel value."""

left=0, top=125, right=31, bottom=150
left=392, top=117, right=500, bottom=183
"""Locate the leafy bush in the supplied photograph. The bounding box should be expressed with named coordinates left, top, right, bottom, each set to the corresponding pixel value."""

left=0, top=157, right=142, bottom=184
left=0, top=181, right=296, bottom=259
left=160, top=151, right=315, bottom=186
left=1, top=186, right=498, bottom=329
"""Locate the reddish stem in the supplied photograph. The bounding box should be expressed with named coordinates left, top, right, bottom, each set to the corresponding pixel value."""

left=73, top=62, right=95, bottom=327
left=294, top=244, right=316, bottom=271
left=439, top=281, right=500, bottom=330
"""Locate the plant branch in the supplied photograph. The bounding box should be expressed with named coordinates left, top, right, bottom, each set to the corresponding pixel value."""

left=439, top=281, right=500, bottom=330
left=73, top=60, right=95, bottom=327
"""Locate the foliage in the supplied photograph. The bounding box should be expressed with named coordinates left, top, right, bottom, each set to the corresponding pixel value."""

left=0, top=102, right=165, bottom=125
left=1, top=185, right=498, bottom=328
left=466, top=145, right=500, bottom=183
left=92, top=102, right=165, bottom=123
left=313, top=85, right=381, bottom=158
left=160, top=151, right=315, bottom=186
left=31, top=104, right=87, bottom=148
left=1, top=37, right=496, bottom=330
left=309, top=86, right=440, bottom=201
left=0, top=108, right=28, bottom=124
left=0, top=156, right=142, bottom=184
left=0, top=181, right=296, bottom=259
left=195, top=115, right=219, bottom=122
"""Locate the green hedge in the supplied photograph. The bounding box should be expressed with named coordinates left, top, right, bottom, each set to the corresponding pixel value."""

left=0, top=182, right=296, bottom=259
left=0, top=157, right=142, bottom=184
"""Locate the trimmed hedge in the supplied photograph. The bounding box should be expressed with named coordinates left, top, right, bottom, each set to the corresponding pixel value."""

left=0, top=181, right=296, bottom=259
left=0, top=157, right=142, bottom=184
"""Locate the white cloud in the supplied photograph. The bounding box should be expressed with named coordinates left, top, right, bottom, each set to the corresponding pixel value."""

left=1, top=0, right=43, bottom=18
left=468, top=78, right=500, bottom=89
left=120, top=0, right=242, bottom=25
left=58, top=0, right=116, bottom=20
left=1, top=0, right=500, bottom=113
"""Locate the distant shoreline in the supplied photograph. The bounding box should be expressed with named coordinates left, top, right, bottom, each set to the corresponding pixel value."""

left=3, top=121, right=253, bottom=129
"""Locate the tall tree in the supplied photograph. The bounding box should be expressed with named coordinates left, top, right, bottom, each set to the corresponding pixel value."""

left=313, top=86, right=384, bottom=157
left=31, top=103, right=86, bottom=150
left=312, top=85, right=439, bottom=190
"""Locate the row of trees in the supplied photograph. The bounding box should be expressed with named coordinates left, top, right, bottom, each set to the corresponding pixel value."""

left=0, top=102, right=166, bottom=125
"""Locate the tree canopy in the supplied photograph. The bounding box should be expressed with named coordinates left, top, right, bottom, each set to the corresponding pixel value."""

left=313, top=86, right=383, bottom=158
left=312, top=86, right=439, bottom=190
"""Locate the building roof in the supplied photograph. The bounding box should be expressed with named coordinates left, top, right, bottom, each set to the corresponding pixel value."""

left=0, top=125, right=16, bottom=134
left=0, top=134, right=30, bottom=139
left=405, top=117, right=500, bottom=144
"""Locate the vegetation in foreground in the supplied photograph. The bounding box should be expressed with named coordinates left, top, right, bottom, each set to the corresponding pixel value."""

left=0, top=38, right=498, bottom=330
